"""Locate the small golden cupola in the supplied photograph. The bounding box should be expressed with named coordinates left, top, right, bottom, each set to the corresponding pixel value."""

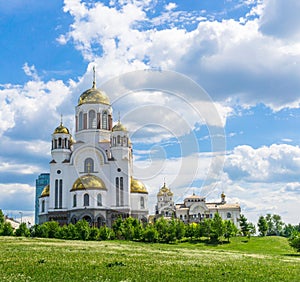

left=157, top=182, right=173, bottom=197
left=111, top=115, right=130, bottom=149
left=53, top=121, right=70, bottom=135
left=112, top=120, right=127, bottom=132
left=52, top=117, right=72, bottom=150
left=51, top=116, right=72, bottom=163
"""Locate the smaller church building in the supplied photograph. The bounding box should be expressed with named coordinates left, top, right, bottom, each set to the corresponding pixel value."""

left=155, top=183, right=241, bottom=227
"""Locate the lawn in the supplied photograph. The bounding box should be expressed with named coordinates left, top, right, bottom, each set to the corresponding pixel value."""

left=0, top=236, right=299, bottom=281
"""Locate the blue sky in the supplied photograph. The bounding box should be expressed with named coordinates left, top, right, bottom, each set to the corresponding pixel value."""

left=1, top=0, right=300, bottom=225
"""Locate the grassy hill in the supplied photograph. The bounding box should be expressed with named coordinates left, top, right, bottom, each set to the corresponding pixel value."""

left=0, top=236, right=299, bottom=281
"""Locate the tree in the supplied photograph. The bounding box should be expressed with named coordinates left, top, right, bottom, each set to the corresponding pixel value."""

left=257, top=216, right=268, bottom=236
left=272, top=214, right=284, bottom=236
left=210, top=213, right=225, bottom=242
left=175, top=219, right=185, bottom=241
left=112, top=217, right=124, bottom=240
left=44, top=221, right=60, bottom=238
left=185, top=223, right=197, bottom=240
left=30, top=224, right=49, bottom=238
left=154, top=217, right=168, bottom=242
left=99, top=225, right=111, bottom=240
left=75, top=220, right=90, bottom=240
left=122, top=217, right=135, bottom=240
left=1, top=222, right=14, bottom=236
left=89, top=227, right=100, bottom=240
left=15, top=223, right=30, bottom=237
left=143, top=224, right=158, bottom=243
left=248, top=222, right=256, bottom=238
left=66, top=223, right=79, bottom=240
left=265, top=214, right=284, bottom=236
left=201, top=219, right=212, bottom=239
left=289, top=231, right=300, bottom=252
left=239, top=214, right=249, bottom=237
left=0, top=209, right=5, bottom=230
left=224, top=220, right=238, bottom=242
left=282, top=224, right=296, bottom=238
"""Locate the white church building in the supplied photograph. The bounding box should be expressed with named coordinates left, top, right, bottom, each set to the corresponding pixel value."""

left=39, top=73, right=148, bottom=227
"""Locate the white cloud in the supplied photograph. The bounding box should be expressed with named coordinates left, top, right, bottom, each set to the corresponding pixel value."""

left=165, top=2, right=177, bottom=11
left=59, top=0, right=300, bottom=112
left=259, top=0, right=300, bottom=40
left=22, top=63, right=39, bottom=81
left=0, top=162, right=41, bottom=175
left=0, top=183, right=35, bottom=211
left=225, top=144, right=300, bottom=182
left=0, top=64, right=71, bottom=139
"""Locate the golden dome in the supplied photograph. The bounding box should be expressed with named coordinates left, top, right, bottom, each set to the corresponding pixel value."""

left=40, top=184, right=50, bottom=197
left=53, top=122, right=70, bottom=134
left=71, top=175, right=107, bottom=191
left=130, top=177, right=148, bottom=194
left=78, top=84, right=110, bottom=106
left=70, top=136, right=75, bottom=146
left=112, top=121, right=127, bottom=132
left=157, top=183, right=173, bottom=196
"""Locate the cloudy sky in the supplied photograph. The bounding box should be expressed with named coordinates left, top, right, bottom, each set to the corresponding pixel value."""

left=1, top=0, right=300, bottom=225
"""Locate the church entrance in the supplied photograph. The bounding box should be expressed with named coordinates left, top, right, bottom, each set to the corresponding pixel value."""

left=96, top=215, right=106, bottom=227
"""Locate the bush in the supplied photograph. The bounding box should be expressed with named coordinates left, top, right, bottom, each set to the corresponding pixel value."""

left=143, top=224, right=158, bottom=242
left=289, top=231, right=300, bottom=252
left=75, top=220, right=90, bottom=240
left=99, top=225, right=111, bottom=240
left=89, top=227, right=100, bottom=240
left=1, top=222, right=14, bottom=236
left=15, top=223, right=30, bottom=237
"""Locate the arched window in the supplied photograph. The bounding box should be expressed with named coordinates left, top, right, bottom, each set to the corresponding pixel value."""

left=58, top=138, right=62, bottom=148
left=83, top=193, right=89, bottom=206
left=84, top=158, right=94, bottom=173
left=55, top=179, right=58, bottom=209
left=97, top=194, right=102, bottom=206
left=116, top=177, right=119, bottom=206
left=117, top=135, right=121, bottom=144
left=79, top=112, right=83, bottom=130
left=88, top=110, right=96, bottom=129
left=140, top=197, right=145, bottom=209
left=73, top=194, right=77, bottom=207
left=41, top=200, right=45, bottom=213
left=227, top=212, right=232, bottom=219
left=102, top=111, right=107, bottom=129
left=120, top=177, right=124, bottom=206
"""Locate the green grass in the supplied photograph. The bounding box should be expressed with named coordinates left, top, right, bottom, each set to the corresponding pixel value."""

left=0, top=236, right=299, bottom=282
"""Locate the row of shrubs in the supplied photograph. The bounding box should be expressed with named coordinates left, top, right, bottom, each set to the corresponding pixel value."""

left=1, top=212, right=299, bottom=251
left=1, top=213, right=239, bottom=243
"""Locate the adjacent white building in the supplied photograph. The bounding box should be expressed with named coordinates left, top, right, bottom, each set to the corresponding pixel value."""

left=155, top=183, right=240, bottom=227
left=39, top=75, right=148, bottom=227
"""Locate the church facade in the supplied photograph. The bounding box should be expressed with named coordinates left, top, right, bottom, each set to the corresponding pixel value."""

left=155, top=183, right=241, bottom=227
left=39, top=75, right=148, bottom=227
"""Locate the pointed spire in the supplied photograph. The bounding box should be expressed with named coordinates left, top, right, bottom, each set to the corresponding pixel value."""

left=92, top=66, right=96, bottom=88
left=163, top=177, right=166, bottom=187
left=60, top=114, right=63, bottom=126
left=118, top=111, right=121, bottom=124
